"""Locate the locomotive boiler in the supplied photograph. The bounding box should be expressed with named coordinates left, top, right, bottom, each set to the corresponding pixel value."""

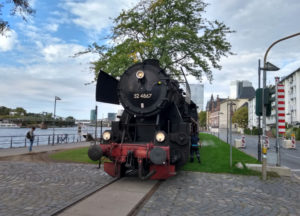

left=88, top=59, right=198, bottom=180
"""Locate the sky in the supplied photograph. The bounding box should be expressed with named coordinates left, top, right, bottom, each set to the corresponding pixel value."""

left=0, top=0, right=300, bottom=120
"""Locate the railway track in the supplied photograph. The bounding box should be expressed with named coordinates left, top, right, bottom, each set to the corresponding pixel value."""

left=53, top=177, right=161, bottom=216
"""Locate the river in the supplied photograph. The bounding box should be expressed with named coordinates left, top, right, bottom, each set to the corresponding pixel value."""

left=0, top=126, right=109, bottom=149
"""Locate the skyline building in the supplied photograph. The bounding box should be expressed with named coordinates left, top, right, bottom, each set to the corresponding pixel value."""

left=190, top=84, right=204, bottom=111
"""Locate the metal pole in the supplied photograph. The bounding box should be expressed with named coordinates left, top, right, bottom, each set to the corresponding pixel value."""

left=227, top=102, right=229, bottom=144
left=229, top=102, right=232, bottom=168
left=52, top=98, right=56, bottom=145
left=262, top=66, right=267, bottom=180
left=275, top=77, right=280, bottom=166
left=218, top=112, right=220, bottom=140
left=95, top=105, right=98, bottom=145
left=258, top=59, right=262, bottom=162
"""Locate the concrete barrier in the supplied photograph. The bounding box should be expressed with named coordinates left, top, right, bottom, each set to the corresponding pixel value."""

left=282, top=139, right=296, bottom=149
left=236, top=162, right=291, bottom=177
left=234, top=138, right=246, bottom=148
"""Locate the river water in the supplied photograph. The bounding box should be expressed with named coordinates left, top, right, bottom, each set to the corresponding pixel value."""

left=0, top=126, right=109, bottom=149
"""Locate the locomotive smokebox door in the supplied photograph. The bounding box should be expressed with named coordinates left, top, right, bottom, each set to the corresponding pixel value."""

left=118, top=61, right=168, bottom=117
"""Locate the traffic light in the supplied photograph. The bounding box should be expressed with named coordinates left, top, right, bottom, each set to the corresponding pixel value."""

left=255, top=87, right=275, bottom=116
left=265, top=87, right=275, bottom=117
left=255, top=88, right=263, bottom=116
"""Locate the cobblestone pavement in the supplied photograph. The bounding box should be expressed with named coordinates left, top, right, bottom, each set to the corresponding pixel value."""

left=138, top=172, right=300, bottom=216
left=0, top=161, right=112, bottom=216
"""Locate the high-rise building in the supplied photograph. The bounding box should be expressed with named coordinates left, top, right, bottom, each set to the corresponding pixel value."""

left=230, top=80, right=254, bottom=99
left=107, top=113, right=117, bottom=121
left=190, top=84, right=204, bottom=111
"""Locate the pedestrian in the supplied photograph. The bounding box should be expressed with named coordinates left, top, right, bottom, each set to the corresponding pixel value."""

left=190, top=132, right=201, bottom=163
left=26, top=127, right=36, bottom=152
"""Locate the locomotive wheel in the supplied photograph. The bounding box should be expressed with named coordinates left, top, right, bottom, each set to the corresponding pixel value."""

left=175, top=148, right=189, bottom=169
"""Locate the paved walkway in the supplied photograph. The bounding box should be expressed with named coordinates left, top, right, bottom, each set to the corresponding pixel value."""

left=0, top=141, right=91, bottom=158
left=0, top=161, right=113, bottom=216
left=138, top=172, right=300, bottom=216
left=59, top=177, right=157, bottom=216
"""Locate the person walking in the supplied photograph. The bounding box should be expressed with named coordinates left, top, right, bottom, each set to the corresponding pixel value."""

left=26, top=127, right=36, bottom=152
left=190, top=132, right=201, bottom=163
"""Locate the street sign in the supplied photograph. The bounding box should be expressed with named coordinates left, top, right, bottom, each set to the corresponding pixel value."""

left=277, top=84, right=285, bottom=134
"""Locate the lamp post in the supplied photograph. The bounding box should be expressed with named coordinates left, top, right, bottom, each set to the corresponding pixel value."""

left=52, top=96, right=61, bottom=145
left=260, top=32, right=300, bottom=180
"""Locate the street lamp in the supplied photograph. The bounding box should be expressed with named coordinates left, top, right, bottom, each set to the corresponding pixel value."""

left=52, top=96, right=61, bottom=145
left=260, top=32, right=300, bottom=180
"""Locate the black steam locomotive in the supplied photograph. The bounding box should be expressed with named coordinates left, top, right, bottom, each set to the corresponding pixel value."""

left=88, top=59, right=198, bottom=179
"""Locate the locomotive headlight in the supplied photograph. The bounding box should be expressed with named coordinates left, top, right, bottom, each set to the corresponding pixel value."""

left=102, top=131, right=111, bottom=141
left=136, top=70, right=145, bottom=79
left=155, top=131, right=166, bottom=142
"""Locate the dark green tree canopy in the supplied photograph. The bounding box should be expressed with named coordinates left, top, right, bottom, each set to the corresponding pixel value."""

left=198, top=111, right=206, bottom=127
left=0, top=0, right=35, bottom=34
left=232, top=106, right=248, bottom=129
left=85, top=0, right=233, bottom=82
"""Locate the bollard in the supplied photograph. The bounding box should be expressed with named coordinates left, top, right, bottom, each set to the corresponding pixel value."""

left=25, top=138, right=27, bottom=147
left=241, top=135, right=246, bottom=148
left=10, top=137, right=13, bottom=148
left=262, top=146, right=267, bottom=180
left=291, top=134, right=296, bottom=149
left=48, top=136, right=50, bottom=145
left=37, top=136, right=39, bottom=146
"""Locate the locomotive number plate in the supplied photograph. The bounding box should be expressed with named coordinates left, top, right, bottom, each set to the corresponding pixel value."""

left=133, top=93, right=152, bottom=99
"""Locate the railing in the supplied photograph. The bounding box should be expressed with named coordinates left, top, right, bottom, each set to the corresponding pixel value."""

left=0, top=133, right=84, bottom=149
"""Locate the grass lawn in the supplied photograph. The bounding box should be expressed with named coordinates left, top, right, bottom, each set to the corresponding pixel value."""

left=50, top=133, right=263, bottom=176
left=182, top=133, right=261, bottom=175
left=49, top=147, right=99, bottom=164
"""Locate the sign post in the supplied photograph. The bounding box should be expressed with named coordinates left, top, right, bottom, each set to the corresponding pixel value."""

left=275, top=77, right=285, bottom=166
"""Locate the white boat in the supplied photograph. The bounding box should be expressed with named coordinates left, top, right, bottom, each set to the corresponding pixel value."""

left=0, top=122, right=20, bottom=128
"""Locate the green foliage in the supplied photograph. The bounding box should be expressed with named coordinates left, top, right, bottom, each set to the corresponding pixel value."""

left=232, top=106, right=248, bottom=129
left=0, top=106, right=11, bottom=115
left=244, top=127, right=261, bottom=135
left=85, top=0, right=233, bottom=81
left=0, top=0, right=35, bottom=34
left=182, top=133, right=260, bottom=175
left=198, top=111, right=206, bottom=127
left=14, top=107, right=27, bottom=116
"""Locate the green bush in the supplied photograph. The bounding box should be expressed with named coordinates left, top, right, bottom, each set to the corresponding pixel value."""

left=244, top=128, right=251, bottom=135
left=296, top=128, right=300, bottom=141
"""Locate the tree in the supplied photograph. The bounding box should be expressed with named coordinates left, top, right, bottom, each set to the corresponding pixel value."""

left=0, top=0, right=35, bottom=34
left=83, top=0, right=233, bottom=81
left=15, top=107, right=27, bottom=116
left=0, top=106, right=11, bottom=115
left=232, top=106, right=248, bottom=129
left=198, top=111, right=206, bottom=128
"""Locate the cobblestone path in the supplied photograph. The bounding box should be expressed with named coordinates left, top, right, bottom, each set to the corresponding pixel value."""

left=138, top=172, right=300, bottom=216
left=0, top=161, right=112, bottom=216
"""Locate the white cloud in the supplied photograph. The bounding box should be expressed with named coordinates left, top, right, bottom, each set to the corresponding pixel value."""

left=0, top=30, right=18, bottom=52
left=61, top=0, right=138, bottom=34
left=45, top=23, right=59, bottom=32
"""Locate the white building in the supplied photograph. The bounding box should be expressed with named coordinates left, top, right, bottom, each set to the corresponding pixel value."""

left=248, top=97, right=257, bottom=129
left=281, top=68, right=300, bottom=125
left=190, top=84, right=204, bottom=111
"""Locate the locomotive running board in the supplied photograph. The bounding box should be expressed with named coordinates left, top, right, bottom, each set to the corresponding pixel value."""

left=96, top=70, right=119, bottom=104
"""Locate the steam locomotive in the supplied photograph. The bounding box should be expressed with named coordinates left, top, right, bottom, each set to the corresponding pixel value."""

left=88, top=59, right=198, bottom=180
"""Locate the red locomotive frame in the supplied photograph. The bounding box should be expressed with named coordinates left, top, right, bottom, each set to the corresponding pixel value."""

left=100, top=142, right=176, bottom=180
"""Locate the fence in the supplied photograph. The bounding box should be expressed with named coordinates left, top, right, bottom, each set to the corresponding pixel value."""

left=0, top=133, right=83, bottom=149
